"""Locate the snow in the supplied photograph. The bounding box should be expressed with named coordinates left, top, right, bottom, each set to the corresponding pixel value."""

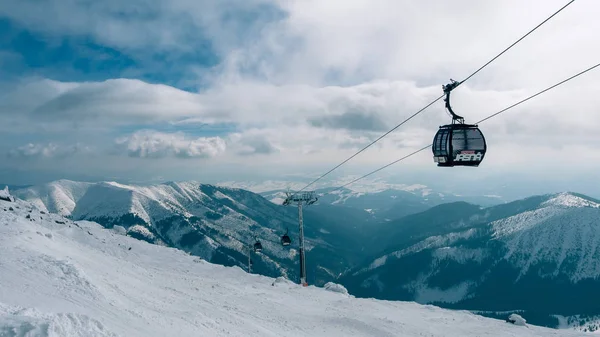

left=13, top=180, right=207, bottom=225
left=360, top=228, right=480, bottom=274
left=216, top=179, right=431, bottom=195
left=12, top=180, right=93, bottom=216
left=127, top=225, right=155, bottom=240
left=0, top=196, right=584, bottom=336
left=0, top=304, right=118, bottom=337
left=13, top=179, right=299, bottom=264
left=508, top=314, right=527, bottom=326
left=368, top=255, right=388, bottom=271
left=216, top=180, right=308, bottom=193
left=0, top=187, right=11, bottom=202
left=411, top=281, right=475, bottom=305
left=269, top=197, right=285, bottom=205
left=542, top=192, right=600, bottom=209
left=364, top=191, right=600, bottom=284
left=491, top=193, right=600, bottom=282
left=553, top=314, right=600, bottom=333
left=271, top=276, right=295, bottom=287
left=323, top=282, right=349, bottom=295
left=112, top=225, right=127, bottom=235
left=432, top=247, right=487, bottom=264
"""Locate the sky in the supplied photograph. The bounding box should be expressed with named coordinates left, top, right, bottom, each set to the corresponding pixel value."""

left=1, top=0, right=599, bottom=199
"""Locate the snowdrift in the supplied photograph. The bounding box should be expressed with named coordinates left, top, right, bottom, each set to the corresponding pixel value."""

left=0, top=194, right=586, bottom=336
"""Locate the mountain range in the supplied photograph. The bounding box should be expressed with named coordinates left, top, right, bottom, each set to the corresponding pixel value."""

left=339, top=192, right=600, bottom=329
left=223, top=180, right=506, bottom=217
left=0, top=190, right=583, bottom=336
left=8, top=179, right=600, bottom=330
left=10, top=179, right=380, bottom=285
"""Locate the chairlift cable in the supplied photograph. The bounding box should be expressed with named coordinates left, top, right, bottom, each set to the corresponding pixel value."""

left=295, top=0, right=576, bottom=193
left=323, top=61, right=600, bottom=195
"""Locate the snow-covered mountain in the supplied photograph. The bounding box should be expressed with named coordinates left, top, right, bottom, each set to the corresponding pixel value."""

left=14, top=180, right=94, bottom=216
left=11, top=179, right=375, bottom=285
left=0, top=192, right=586, bottom=336
left=340, top=192, right=600, bottom=329
left=255, top=184, right=505, bottom=220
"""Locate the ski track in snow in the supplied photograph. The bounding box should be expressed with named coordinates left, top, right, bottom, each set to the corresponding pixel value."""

left=0, top=197, right=586, bottom=337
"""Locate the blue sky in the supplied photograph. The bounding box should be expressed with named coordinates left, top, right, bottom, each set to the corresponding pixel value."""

left=1, top=0, right=599, bottom=199
left=0, top=3, right=269, bottom=89
left=1, top=18, right=139, bottom=83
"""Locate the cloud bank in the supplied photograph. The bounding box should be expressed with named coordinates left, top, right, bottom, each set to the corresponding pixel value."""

left=114, top=130, right=227, bottom=159
left=1, top=0, right=599, bottom=195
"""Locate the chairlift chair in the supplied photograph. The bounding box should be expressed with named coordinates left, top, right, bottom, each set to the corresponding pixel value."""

left=253, top=239, right=263, bottom=252
left=281, top=228, right=292, bottom=246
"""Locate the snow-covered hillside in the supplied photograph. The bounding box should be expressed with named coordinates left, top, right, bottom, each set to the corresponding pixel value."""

left=0, top=194, right=585, bottom=336
left=14, top=179, right=212, bottom=222
left=11, top=180, right=373, bottom=286
left=11, top=180, right=303, bottom=279
left=218, top=178, right=432, bottom=195
left=13, top=179, right=93, bottom=216
left=341, top=192, right=600, bottom=329
left=218, top=178, right=506, bottom=211
left=492, top=193, right=600, bottom=282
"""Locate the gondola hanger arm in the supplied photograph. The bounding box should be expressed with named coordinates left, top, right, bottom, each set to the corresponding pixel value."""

left=443, top=79, right=465, bottom=123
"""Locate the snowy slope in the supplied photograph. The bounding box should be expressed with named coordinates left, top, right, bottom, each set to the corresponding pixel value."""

left=259, top=186, right=504, bottom=222
left=0, top=187, right=12, bottom=202
left=12, top=180, right=365, bottom=286
left=14, top=180, right=207, bottom=223
left=492, top=192, right=600, bottom=282
left=0, top=195, right=585, bottom=337
left=351, top=192, right=600, bottom=283
left=12, top=179, right=93, bottom=216
left=218, top=179, right=506, bottom=211
left=12, top=181, right=299, bottom=279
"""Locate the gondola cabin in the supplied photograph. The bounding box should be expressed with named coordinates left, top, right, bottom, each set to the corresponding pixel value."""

left=281, top=233, right=291, bottom=246
left=254, top=241, right=263, bottom=252
left=432, top=123, right=486, bottom=167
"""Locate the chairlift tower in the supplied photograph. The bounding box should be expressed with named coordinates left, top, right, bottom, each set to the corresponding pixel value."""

left=247, top=245, right=252, bottom=273
left=247, top=237, right=263, bottom=273
left=282, top=190, right=318, bottom=286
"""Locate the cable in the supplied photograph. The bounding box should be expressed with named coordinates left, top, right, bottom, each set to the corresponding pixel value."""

left=298, top=95, right=444, bottom=191
left=475, top=63, right=599, bottom=124
left=330, top=145, right=431, bottom=193
left=323, top=61, right=600, bottom=195
left=459, top=0, right=576, bottom=86
left=295, top=0, right=576, bottom=193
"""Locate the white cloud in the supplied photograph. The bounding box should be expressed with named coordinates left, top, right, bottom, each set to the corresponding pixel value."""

left=114, top=130, right=226, bottom=159
left=0, top=0, right=278, bottom=53
left=3, top=74, right=600, bottom=171
left=7, top=142, right=91, bottom=159
left=2, top=0, right=600, bottom=191
left=0, top=77, right=452, bottom=132
left=218, top=0, right=599, bottom=87
left=0, top=78, right=222, bottom=131
left=227, top=132, right=280, bottom=156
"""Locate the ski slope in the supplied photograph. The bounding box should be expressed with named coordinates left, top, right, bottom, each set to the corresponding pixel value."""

left=0, top=195, right=586, bottom=336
